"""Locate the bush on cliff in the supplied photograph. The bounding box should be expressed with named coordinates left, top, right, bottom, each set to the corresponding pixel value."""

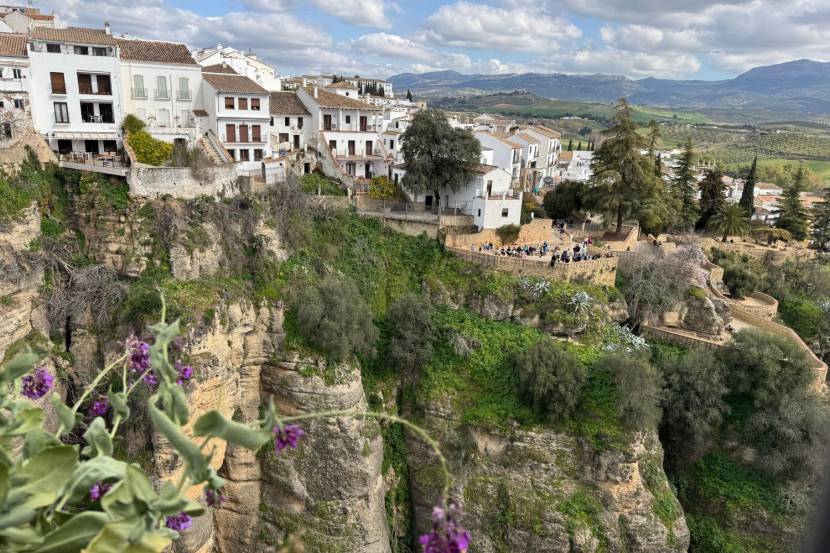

left=496, top=224, right=521, bottom=245
left=602, top=352, right=663, bottom=429
left=513, top=338, right=587, bottom=420
left=128, top=129, right=173, bottom=166
left=386, top=294, right=435, bottom=384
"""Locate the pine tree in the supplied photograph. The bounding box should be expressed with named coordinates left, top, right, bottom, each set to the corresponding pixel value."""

left=654, top=152, right=662, bottom=179
left=739, top=155, right=757, bottom=217
left=775, top=166, right=809, bottom=240
left=406, top=89, right=413, bottom=102
left=567, top=139, right=573, bottom=151
left=577, top=141, right=583, bottom=151
left=646, top=120, right=661, bottom=160
left=811, top=187, right=830, bottom=250
left=697, top=167, right=726, bottom=230
left=672, top=138, right=697, bottom=231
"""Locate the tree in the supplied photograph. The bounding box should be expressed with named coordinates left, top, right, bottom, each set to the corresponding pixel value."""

left=513, top=339, right=587, bottom=420
left=378, top=85, right=385, bottom=96
left=495, top=223, right=521, bottom=245
left=654, top=152, right=662, bottom=179
left=708, top=203, right=750, bottom=242
left=406, top=89, right=413, bottom=102
left=602, top=352, right=662, bottom=429
left=586, top=98, right=666, bottom=234
left=659, top=350, right=729, bottom=462
left=296, top=276, right=379, bottom=361
left=672, top=137, right=697, bottom=231
left=696, top=167, right=726, bottom=230
left=577, top=141, right=583, bottom=150
left=567, top=139, right=573, bottom=151
left=646, top=120, right=661, bottom=160
left=722, top=263, right=759, bottom=299
left=810, top=186, right=830, bottom=250
left=739, top=154, right=757, bottom=217
left=386, top=294, right=435, bottom=385
left=543, top=180, right=586, bottom=220
left=775, top=166, right=809, bottom=240
left=400, top=110, right=480, bottom=212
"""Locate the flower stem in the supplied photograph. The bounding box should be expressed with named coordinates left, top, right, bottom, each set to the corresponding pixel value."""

left=71, top=353, right=128, bottom=415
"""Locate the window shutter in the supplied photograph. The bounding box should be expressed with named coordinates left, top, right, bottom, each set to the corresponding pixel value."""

left=50, top=72, right=65, bottom=94
left=252, top=125, right=261, bottom=142
left=226, top=124, right=235, bottom=142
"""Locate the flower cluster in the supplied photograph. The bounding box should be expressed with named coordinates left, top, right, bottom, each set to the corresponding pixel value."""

left=21, top=367, right=54, bottom=400
left=419, top=501, right=470, bottom=553
left=165, top=513, right=193, bottom=532
left=174, top=360, right=193, bottom=385
left=204, top=489, right=226, bottom=508
left=273, top=424, right=305, bottom=454
left=125, top=334, right=151, bottom=373
left=89, top=396, right=109, bottom=417
left=89, top=482, right=111, bottom=502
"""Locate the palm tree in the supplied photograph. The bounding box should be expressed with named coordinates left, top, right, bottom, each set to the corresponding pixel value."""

left=707, top=203, right=750, bottom=242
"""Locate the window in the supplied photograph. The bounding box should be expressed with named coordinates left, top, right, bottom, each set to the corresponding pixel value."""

left=53, top=102, right=69, bottom=123
left=179, top=110, right=190, bottom=124
left=177, top=77, right=189, bottom=100
left=12, top=68, right=21, bottom=79
left=0, top=100, right=4, bottom=108
left=13, top=99, right=23, bottom=109
left=80, top=102, right=95, bottom=122
left=225, top=124, right=236, bottom=142
left=278, top=133, right=289, bottom=143
left=96, top=75, right=111, bottom=95
left=227, top=149, right=235, bottom=160
left=50, top=72, right=66, bottom=94
left=238, top=97, right=248, bottom=110
left=328, top=139, right=336, bottom=152
left=3, top=122, right=11, bottom=139
left=501, top=208, right=509, bottom=217
left=225, top=97, right=234, bottom=109
left=239, top=149, right=250, bottom=161
left=136, top=108, right=146, bottom=120
left=239, top=124, right=249, bottom=142
left=74, top=45, right=89, bottom=55
left=77, top=73, right=93, bottom=94
left=477, top=209, right=481, bottom=217
left=251, top=98, right=260, bottom=110
left=155, top=76, right=168, bottom=99
left=132, top=75, right=145, bottom=98
left=158, top=108, right=170, bottom=126
left=297, top=117, right=303, bottom=129
left=92, top=47, right=107, bottom=56
left=269, top=116, right=274, bottom=127
left=345, top=115, right=351, bottom=124
left=254, top=148, right=263, bottom=161
left=390, top=139, right=394, bottom=149
left=284, top=117, right=290, bottom=126
left=46, top=43, right=60, bottom=53
left=251, top=125, right=261, bottom=142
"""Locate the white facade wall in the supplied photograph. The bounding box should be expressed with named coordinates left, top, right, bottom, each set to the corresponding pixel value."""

left=202, top=83, right=271, bottom=167
left=0, top=52, right=31, bottom=139
left=475, top=132, right=521, bottom=182
left=119, top=60, right=204, bottom=142
left=197, top=48, right=280, bottom=91
left=269, top=112, right=312, bottom=153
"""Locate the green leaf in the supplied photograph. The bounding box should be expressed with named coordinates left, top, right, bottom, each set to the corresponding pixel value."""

left=6, top=406, right=44, bottom=436
left=84, top=517, right=172, bottom=553
left=33, top=511, right=109, bottom=553
left=107, top=390, right=129, bottom=421
left=51, top=393, right=77, bottom=436
left=2, top=446, right=77, bottom=527
left=64, top=455, right=126, bottom=505
left=147, top=398, right=207, bottom=480
left=23, top=429, right=63, bottom=458
left=0, top=350, right=42, bottom=383
left=82, top=418, right=113, bottom=458
left=100, top=465, right=156, bottom=520
left=193, top=411, right=271, bottom=450
left=0, top=524, right=43, bottom=545
left=0, top=464, right=8, bottom=503
left=151, top=482, right=205, bottom=518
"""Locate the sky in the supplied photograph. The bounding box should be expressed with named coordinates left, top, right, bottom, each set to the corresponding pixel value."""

left=35, top=0, right=830, bottom=80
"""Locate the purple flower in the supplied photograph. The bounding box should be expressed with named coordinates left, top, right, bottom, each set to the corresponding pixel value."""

left=205, top=488, right=226, bottom=508
left=273, top=424, right=305, bottom=454
left=21, top=367, right=54, bottom=400
left=419, top=501, right=470, bottom=553
left=143, top=371, right=159, bottom=387
left=89, top=482, right=111, bottom=502
left=165, top=513, right=193, bottom=532
left=125, top=334, right=151, bottom=373
left=89, top=397, right=109, bottom=417
left=174, top=359, right=193, bottom=385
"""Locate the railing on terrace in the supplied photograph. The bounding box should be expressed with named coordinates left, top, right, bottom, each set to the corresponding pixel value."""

left=131, top=88, right=148, bottom=99
left=448, top=246, right=618, bottom=283
left=176, top=89, right=191, bottom=101
left=154, top=89, right=169, bottom=100
left=58, top=151, right=127, bottom=168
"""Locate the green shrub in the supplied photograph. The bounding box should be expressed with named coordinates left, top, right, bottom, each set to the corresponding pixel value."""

left=601, top=352, right=662, bottom=429
left=295, top=276, right=379, bottom=361
left=0, top=177, right=34, bottom=221
left=495, top=224, right=521, bottom=245
left=512, top=338, right=587, bottom=420
left=300, top=172, right=345, bottom=196
left=386, top=294, right=435, bottom=383
left=122, top=114, right=146, bottom=134
left=779, top=297, right=826, bottom=341
left=722, top=264, right=758, bottom=299
left=368, top=175, right=399, bottom=199
left=543, top=180, right=586, bottom=220
left=128, top=130, right=173, bottom=166
left=40, top=217, right=64, bottom=237
left=78, top=174, right=129, bottom=210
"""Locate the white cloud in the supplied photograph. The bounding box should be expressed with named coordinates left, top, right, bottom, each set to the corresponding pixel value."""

left=309, top=0, right=393, bottom=28
left=419, top=1, right=581, bottom=52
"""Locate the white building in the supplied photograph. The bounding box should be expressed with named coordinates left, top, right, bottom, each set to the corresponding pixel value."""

left=297, top=85, right=384, bottom=180
left=268, top=90, right=311, bottom=154
left=0, top=33, right=30, bottom=142
left=507, top=132, right=541, bottom=191
left=201, top=64, right=271, bottom=167
left=194, top=44, right=280, bottom=91
left=475, top=131, right=522, bottom=184
left=473, top=113, right=515, bottom=133
left=323, top=80, right=360, bottom=98
left=557, top=151, right=593, bottom=182
left=521, top=125, right=562, bottom=183
left=116, top=38, right=204, bottom=143
left=344, top=77, right=393, bottom=98
left=0, top=6, right=59, bottom=34
left=27, top=26, right=123, bottom=157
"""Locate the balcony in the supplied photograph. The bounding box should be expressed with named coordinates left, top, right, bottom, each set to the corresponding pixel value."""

left=176, top=89, right=191, bottom=101
left=131, top=88, right=148, bottom=99
left=222, top=135, right=266, bottom=144
left=58, top=152, right=128, bottom=177
left=0, top=78, right=25, bottom=92
left=81, top=114, right=115, bottom=124
left=332, top=147, right=383, bottom=159
left=78, top=87, right=112, bottom=96
left=154, top=89, right=170, bottom=100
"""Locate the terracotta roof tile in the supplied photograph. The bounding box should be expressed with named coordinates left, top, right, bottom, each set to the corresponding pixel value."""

left=0, top=33, right=27, bottom=57
left=30, top=26, right=117, bottom=46
left=528, top=124, right=562, bottom=138
left=303, top=86, right=381, bottom=110
left=116, top=38, right=197, bottom=65
left=28, top=13, right=54, bottom=21
left=325, top=81, right=356, bottom=89
left=201, top=63, right=237, bottom=74
left=203, top=72, right=267, bottom=94
left=269, top=91, right=309, bottom=116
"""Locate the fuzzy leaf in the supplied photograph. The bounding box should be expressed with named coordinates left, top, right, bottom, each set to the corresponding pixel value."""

left=82, top=418, right=113, bottom=458
left=193, top=411, right=271, bottom=450
left=1, top=446, right=77, bottom=528
left=0, top=350, right=42, bottom=383
left=100, top=465, right=156, bottom=520
left=107, top=389, right=129, bottom=421
left=33, top=511, right=109, bottom=553
left=64, top=455, right=126, bottom=505
left=51, top=393, right=77, bottom=436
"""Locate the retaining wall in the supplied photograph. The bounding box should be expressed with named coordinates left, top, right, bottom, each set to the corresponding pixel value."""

left=128, top=164, right=242, bottom=199
left=640, top=324, right=723, bottom=350
left=445, top=218, right=557, bottom=249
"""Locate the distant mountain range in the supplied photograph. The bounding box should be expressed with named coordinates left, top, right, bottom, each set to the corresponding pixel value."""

left=389, top=60, right=830, bottom=115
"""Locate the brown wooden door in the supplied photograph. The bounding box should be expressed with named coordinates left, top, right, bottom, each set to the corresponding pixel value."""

left=365, top=140, right=372, bottom=156
left=293, top=135, right=300, bottom=149
left=77, top=73, right=92, bottom=94
left=239, top=125, right=249, bottom=142
left=225, top=124, right=236, bottom=142
left=359, top=116, right=367, bottom=131
left=323, top=114, right=332, bottom=130
left=251, top=125, right=261, bottom=142
left=348, top=140, right=355, bottom=156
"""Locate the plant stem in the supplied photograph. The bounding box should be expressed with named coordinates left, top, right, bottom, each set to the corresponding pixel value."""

left=71, top=353, right=128, bottom=415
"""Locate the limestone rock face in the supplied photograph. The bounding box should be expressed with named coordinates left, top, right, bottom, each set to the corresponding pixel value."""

left=74, top=202, right=150, bottom=277
left=680, top=295, right=726, bottom=338
left=409, top=403, right=689, bottom=553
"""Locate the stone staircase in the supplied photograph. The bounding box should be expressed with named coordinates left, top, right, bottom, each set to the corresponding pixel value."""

left=198, top=130, right=233, bottom=165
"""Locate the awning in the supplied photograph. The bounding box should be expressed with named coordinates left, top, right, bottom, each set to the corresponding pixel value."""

left=46, top=131, right=120, bottom=140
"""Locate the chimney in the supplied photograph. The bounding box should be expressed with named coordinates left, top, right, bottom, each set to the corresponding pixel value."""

left=313, top=84, right=318, bottom=98
left=217, top=43, right=223, bottom=50
left=104, top=21, right=111, bottom=35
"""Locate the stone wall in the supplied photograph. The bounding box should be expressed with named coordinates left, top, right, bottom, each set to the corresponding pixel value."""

left=0, top=131, right=56, bottom=174
left=365, top=213, right=439, bottom=238
left=445, top=218, right=556, bottom=249
left=701, top=237, right=815, bottom=265
left=449, top=247, right=618, bottom=286
left=640, top=324, right=722, bottom=350
left=128, top=164, right=242, bottom=199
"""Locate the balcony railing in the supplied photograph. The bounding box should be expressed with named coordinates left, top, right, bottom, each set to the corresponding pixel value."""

left=131, top=88, right=148, bottom=99
left=79, top=87, right=112, bottom=96
left=333, top=147, right=382, bottom=158
left=176, top=89, right=191, bottom=101
left=323, top=124, right=380, bottom=132
left=81, top=115, right=115, bottom=124
left=154, top=89, right=169, bottom=100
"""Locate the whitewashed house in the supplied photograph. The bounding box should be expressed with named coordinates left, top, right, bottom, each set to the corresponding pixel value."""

left=557, top=151, right=593, bottom=182
left=522, top=125, right=561, bottom=183
left=507, top=132, right=541, bottom=191
left=323, top=81, right=359, bottom=98
left=268, top=90, right=311, bottom=153
left=116, top=38, right=204, bottom=144
left=0, top=6, right=59, bottom=34
left=297, top=85, right=384, bottom=180
left=201, top=64, right=271, bottom=167
left=473, top=113, right=515, bottom=133
left=193, top=44, right=280, bottom=91
left=475, top=131, right=522, bottom=185
left=27, top=26, right=123, bottom=159
left=0, top=33, right=31, bottom=141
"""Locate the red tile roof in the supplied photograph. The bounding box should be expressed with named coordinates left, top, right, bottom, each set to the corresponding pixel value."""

left=116, top=38, right=197, bottom=65
left=203, top=72, right=267, bottom=94
left=0, top=33, right=27, bottom=57
left=30, top=26, right=117, bottom=46
left=201, top=63, right=237, bottom=74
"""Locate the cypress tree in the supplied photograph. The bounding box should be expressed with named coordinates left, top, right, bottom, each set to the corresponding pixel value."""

left=811, top=187, right=830, bottom=250
left=739, top=155, right=757, bottom=217
left=697, top=167, right=726, bottom=230
left=567, top=139, right=573, bottom=151
left=655, top=152, right=662, bottom=179
left=672, top=138, right=697, bottom=231
left=406, top=89, right=413, bottom=101
left=577, top=141, right=583, bottom=150
left=378, top=85, right=385, bottom=96
left=775, top=167, right=809, bottom=240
